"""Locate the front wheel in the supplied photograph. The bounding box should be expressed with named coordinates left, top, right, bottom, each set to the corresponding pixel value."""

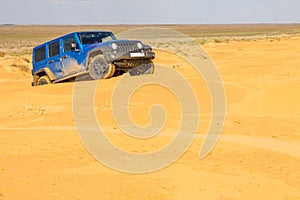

left=88, top=55, right=114, bottom=79
left=128, top=61, right=154, bottom=76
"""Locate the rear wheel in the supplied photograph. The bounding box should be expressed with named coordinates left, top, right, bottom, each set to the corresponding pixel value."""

left=88, top=55, right=114, bottom=79
left=37, top=75, right=51, bottom=85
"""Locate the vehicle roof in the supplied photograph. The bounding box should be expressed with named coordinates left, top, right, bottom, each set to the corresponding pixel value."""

left=33, top=31, right=113, bottom=50
left=76, top=31, right=112, bottom=33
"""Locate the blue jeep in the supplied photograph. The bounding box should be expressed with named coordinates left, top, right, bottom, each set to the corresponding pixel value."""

left=32, top=31, right=155, bottom=86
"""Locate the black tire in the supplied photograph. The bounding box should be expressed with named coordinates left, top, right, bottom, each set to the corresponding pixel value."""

left=128, top=61, right=154, bottom=76
left=37, top=75, right=51, bottom=85
left=88, top=55, right=114, bottom=79
left=145, top=61, right=155, bottom=74
left=105, top=63, right=116, bottom=79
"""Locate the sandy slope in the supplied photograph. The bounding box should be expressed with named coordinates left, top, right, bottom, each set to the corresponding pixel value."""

left=0, top=37, right=300, bottom=199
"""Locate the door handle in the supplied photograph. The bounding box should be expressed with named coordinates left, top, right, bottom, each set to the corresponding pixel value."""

left=62, top=55, right=68, bottom=59
left=48, top=60, right=54, bottom=64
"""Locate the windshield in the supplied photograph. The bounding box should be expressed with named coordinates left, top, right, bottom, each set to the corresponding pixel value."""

left=77, top=32, right=116, bottom=44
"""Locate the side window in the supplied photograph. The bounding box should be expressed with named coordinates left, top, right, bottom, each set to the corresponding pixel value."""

left=63, top=36, right=76, bottom=52
left=49, top=41, right=60, bottom=57
left=34, top=46, right=46, bottom=63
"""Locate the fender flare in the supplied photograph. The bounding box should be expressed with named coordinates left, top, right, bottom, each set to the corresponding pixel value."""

left=34, top=68, right=56, bottom=81
left=86, top=48, right=104, bottom=67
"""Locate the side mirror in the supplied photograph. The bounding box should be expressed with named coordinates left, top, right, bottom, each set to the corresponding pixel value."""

left=71, top=43, right=79, bottom=52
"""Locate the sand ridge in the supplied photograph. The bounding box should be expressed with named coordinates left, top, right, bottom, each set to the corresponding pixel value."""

left=0, top=37, right=300, bottom=199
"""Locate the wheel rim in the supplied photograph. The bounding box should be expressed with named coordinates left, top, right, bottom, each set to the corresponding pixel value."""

left=91, top=59, right=108, bottom=78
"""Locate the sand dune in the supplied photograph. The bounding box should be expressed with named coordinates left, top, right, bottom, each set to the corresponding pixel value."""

left=0, top=37, right=300, bottom=199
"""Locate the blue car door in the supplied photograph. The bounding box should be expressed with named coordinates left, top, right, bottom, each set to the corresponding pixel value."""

left=48, top=40, right=64, bottom=78
left=61, top=35, right=85, bottom=77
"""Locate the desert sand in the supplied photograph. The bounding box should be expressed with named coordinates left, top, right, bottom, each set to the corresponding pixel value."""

left=0, top=36, right=300, bottom=199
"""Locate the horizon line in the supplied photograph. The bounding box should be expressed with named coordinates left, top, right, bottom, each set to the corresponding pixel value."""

left=1, top=23, right=300, bottom=26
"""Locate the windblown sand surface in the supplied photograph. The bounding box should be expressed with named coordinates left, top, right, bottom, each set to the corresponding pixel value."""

left=0, top=37, right=300, bottom=199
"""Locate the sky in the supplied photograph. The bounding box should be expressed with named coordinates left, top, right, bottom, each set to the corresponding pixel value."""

left=0, top=0, right=300, bottom=24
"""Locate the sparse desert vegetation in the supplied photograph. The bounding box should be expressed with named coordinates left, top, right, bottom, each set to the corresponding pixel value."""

left=1, top=24, right=299, bottom=74
left=0, top=51, right=6, bottom=57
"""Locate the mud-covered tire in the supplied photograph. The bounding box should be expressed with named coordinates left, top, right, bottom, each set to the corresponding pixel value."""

left=37, top=75, right=51, bottom=85
left=105, top=63, right=116, bottom=79
left=88, top=55, right=113, bottom=79
left=128, top=61, right=154, bottom=76
left=146, top=61, right=154, bottom=74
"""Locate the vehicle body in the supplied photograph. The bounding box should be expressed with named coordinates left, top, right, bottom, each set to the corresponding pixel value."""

left=31, top=31, right=155, bottom=86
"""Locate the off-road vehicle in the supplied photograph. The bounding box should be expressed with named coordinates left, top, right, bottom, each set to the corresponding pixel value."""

left=32, top=31, right=155, bottom=86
